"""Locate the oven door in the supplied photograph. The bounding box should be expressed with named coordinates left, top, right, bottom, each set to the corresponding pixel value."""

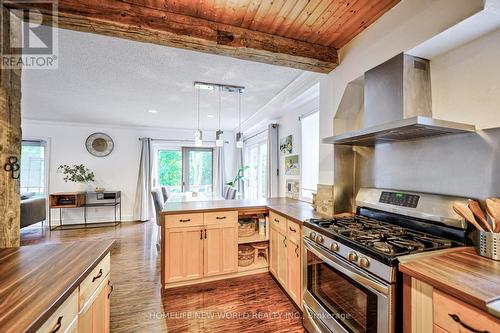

left=302, top=238, right=395, bottom=333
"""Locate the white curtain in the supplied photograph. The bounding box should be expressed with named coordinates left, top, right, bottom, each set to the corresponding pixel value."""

left=133, top=138, right=153, bottom=221
left=236, top=147, right=245, bottom=196
left=266, top=124, right=279, bottom=198
left=214, top=146, right=226, bottom=196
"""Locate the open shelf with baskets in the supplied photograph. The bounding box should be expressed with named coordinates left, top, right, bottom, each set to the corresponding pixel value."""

left=237, top=208, right=269, bottom=273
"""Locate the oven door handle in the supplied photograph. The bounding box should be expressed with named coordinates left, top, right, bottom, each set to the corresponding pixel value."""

left=304, top=238, right=389, bottom=295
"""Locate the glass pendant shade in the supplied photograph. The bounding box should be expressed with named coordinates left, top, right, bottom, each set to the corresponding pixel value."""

left=236, top=132, right=243, bottom=148
left=194, top=129, right=203, bottom=147
left=216, top=130, right=224, bottom=147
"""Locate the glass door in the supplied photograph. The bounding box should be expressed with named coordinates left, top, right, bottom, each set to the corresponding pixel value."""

left=20, top=140, right=47, bottom=196
left=157, top=147, right=213, bottom=193
left=182, top=148, right=213, bottom=192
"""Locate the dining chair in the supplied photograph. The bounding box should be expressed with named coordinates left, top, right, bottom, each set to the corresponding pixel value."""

left=161, top=186, right=170, bottom=203
left=151, top=189, right=164, bottom=250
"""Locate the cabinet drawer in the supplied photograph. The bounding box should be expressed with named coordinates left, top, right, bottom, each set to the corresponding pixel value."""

left=287, top=220, right=301, bottom=242
left=433, top=290, right=500, bottom=333
left=36, top=288, right=78, bottom=333
left=433, top=324, right=448, bottom=333
left=269, top=211, right=286, bottom=233
left=204, top=211, right=238, bottom=226
left=165, top=213, right=204, bottom=228
left=79, top=253, right=111, bottom=311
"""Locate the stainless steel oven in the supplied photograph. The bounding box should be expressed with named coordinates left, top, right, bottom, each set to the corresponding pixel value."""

left=302, top=237, right=396, bottom=333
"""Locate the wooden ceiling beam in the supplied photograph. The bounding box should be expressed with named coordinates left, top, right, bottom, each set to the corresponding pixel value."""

left=4, top=0, right=338, bottom=73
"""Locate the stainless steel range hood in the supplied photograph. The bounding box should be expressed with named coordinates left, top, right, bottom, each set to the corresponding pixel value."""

left=323, top=53, right=476, bottom=146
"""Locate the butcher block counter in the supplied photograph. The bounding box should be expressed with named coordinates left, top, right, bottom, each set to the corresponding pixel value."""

left=0, top=240, right=114, bottom=333
left=162, top=197, right=323, bottom=224
left=400, top=247, right=500, bottom=332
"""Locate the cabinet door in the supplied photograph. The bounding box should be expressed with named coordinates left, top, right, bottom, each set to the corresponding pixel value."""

left=277, top=231, right=288, bottom=288
left=204, top=224, right=238, bottom=277
left=165, top=226, right=204, bottom=283
left=269, top=226, right=278, bottom=277
left=78, top=276, right=110, bottom=333
left=287, top=236, right=301, bottom=306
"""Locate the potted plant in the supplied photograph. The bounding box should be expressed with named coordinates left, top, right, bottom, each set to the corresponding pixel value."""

left=227, top=166, right=249, bottom=191
left=58, top=164, right=95, bottom=191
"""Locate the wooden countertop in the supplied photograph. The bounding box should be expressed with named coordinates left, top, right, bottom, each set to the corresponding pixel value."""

left=162, top=197, right=325, bottom=224
left=0, top=240, right=114, bottom=333
left=400, top=247, right=500, bottom=317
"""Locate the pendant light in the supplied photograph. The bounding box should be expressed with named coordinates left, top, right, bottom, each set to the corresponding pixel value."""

left=236, top=91, right=244, bottom=148
left=215, top=86, right=224, bottom=147
left=194, top=87, right=203, bottom=147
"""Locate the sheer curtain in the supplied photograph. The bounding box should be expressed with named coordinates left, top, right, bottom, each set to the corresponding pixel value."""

left=133, top=138, right=153, bottom=221
left=214, top=146, right=226, bottom=196
left=266, top=124, right=279, bottom=198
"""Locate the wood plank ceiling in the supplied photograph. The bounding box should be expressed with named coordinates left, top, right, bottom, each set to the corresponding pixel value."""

left=133, top=0, right=400, bottom=49
left=4, top=0, right=400, bottom=73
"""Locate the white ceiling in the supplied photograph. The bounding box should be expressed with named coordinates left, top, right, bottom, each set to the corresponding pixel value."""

left=22, top=28, right=302, bottom=131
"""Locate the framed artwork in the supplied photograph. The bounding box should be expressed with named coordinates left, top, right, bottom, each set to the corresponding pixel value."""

left=279, top=135, right=293, bottom=155
left=286, top=179, right=300, bottom=199
left=284, top=154, right=299, bottom=175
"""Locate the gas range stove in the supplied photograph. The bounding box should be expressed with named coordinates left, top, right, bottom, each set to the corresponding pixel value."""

left=304, top=215, right=455, bottom=265
left=302, top=188, right=470, bottom=333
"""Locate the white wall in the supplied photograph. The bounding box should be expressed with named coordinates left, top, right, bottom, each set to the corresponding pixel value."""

left=318, top=0, right=487, bottom=184
left=22, top=120, right=235, bottom=223
left=431, top=27, right=500, bottom=129
left=276, top=87, right=319, bottom=197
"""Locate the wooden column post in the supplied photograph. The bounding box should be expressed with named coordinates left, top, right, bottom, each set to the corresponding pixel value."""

left=0, top=5, right=22, bottom=248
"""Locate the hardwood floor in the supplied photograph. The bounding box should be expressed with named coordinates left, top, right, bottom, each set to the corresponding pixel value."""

left=21, top=221, right=305, bottom=333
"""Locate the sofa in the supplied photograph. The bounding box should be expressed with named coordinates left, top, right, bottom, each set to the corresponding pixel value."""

left=20, top=195, right=46, bottom=228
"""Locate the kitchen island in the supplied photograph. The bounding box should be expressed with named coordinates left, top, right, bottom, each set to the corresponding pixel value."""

left=161, top=197, right=324, bottom=307
left=0, top=240, right=114, bottom=333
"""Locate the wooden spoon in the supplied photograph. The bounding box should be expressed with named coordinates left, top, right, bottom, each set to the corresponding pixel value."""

left=485, top=198, right=500, bottom=232
left=453, top=202, right=484, bottom=231
left=468, top=199, right=493, bottom=232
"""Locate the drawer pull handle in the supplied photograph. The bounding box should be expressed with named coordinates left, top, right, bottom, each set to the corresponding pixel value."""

left=216, top=216, right=226, bottom=220
left=449, top=314, right=489, bottom=333
left=49, top=316, right=63, bottom=333
left=289, top=227, right=296, bottom=232
left=92, top=269, right=103, bottom=282
left=108, top=280, right=114, bottom=299
left=295, top=244, right=300, bottom=257
left=283, top=236, right=287, bottom=248
left=179, top=219, right=191, bottom=222
left=274, top=218, right=280, bottom=223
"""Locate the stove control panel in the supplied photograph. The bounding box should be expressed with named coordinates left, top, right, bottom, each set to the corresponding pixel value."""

left=379, top=191, right=419, bottom=208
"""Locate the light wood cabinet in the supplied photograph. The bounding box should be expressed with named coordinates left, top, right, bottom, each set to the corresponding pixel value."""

left=36, top=289, right=78, bottom=333
left=269, top=217, right=302, bottom=307
left=287, top=233, right=301, bottom=306
left=78, top=275, right=110, bottom=333
left=164, top=226, right=204, bottom=283
left=204, top=223, right=238, bottom=277
left=164, top=210, right=239, bottom=286
left=269, top=226, right=279, bottom=276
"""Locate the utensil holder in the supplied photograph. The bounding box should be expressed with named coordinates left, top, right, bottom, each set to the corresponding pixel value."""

left=475, top=231, right=500, bottom=261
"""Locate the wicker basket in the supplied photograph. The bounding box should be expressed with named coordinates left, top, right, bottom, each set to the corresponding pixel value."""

left=238, top=219, right=256, bottom=237
left=238, top=245, right=255, bottom=267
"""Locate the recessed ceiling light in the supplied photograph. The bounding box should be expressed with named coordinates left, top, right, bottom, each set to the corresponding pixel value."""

left=207, top=114, right=215, bottom=118
left=148, top=109, right=158, bottom=113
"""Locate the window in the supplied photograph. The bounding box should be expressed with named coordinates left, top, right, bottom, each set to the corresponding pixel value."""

left=244, top=140, right=267, bottom=199
left=20, top=140, right=46, bottom=195
left=300, top=112, right=319, bottom=200
left=157, top=147, right=213, bottom=193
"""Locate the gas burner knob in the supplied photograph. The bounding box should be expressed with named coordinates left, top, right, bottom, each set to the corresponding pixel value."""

left=330, top=242, right=340, bottom=252
left=358, top=257, right=370, bottom=268
left=315, top=235, right=324, bottom=244
left=309, top=232, right=316, bottom=240
left=348, top=251, right=358, bottom=262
